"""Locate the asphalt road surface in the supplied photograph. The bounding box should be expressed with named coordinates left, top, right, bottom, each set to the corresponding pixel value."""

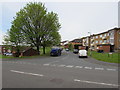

left=2, top=50, right=119, bottom=88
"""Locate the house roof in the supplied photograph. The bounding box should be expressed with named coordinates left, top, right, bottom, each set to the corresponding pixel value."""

left=70, top=38, right=82, bottom=42
left=90, top=27, right=120, bottom=37
left=61, top=40, right=68, bottom=43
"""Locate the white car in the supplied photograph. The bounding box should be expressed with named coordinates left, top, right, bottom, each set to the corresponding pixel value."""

left=4, top=53, right=13, bottom=56
left=78, top=50, right=88, bottom=58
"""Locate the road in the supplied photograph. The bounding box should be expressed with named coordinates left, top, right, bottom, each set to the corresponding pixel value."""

left=2, top=50, right=119, bottom=88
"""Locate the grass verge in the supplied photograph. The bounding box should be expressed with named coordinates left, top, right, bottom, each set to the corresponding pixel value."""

left=88, top=51, right=120, bottom=63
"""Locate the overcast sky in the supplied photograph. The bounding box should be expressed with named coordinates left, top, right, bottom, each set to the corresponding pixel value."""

left=0, top=0, right=118, bottom=44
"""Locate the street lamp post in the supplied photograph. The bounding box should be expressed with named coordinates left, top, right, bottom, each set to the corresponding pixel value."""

left=88, top=32, right=92, bottom=56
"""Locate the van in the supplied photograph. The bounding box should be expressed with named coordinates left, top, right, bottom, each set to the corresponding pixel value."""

left=78, top=50, right=88, bottom=58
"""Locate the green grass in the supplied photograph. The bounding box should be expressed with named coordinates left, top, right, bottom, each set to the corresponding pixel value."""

left=40, top=47, right=51, bottom=56
left=88, top=51, right=120, bottom=63
left=0, top=54, right=14, bottom=59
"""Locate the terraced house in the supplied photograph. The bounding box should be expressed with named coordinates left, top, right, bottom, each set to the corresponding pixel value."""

left=89, top=28, right=120, bottom=52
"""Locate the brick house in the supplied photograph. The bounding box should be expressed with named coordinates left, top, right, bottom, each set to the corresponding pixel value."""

left=60, top=40, right=69, bottom=48
left=69, top=38, right=82, bottom=49
left=81, top=36, right=90, bottom=50
left=97, top=44, right=111, bottom=52
left=89, top=28, right=120, bottom=52
left=0, top=45, right=12, bottom=54
left=60, top=40, right=69, bottom=46
left=61, top=28, right=120, bottom=52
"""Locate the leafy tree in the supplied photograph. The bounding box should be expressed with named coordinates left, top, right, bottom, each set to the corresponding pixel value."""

left=41, top=12, right=61, bottom=54
left=4, top=2, right=61, bottom=55
left=3, top=23, right=25, bottom=55
left=68, top=43, right=73, bottom=51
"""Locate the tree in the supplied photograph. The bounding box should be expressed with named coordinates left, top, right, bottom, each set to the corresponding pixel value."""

left=41, top=12, right=61, bottom=54
left=4, top=2, right=61, bottom=55
left=68, top=43, right=73, bottom=51
left=3, top=23, right=25, bottom=55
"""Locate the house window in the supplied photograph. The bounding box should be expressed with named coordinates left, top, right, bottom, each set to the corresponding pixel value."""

left=104, top=34, right=106, bottom=37
left=107, top=33, right=109, bottom=36
left=96, top=41, right=98, bottom=43
left=100, top=35, right=102, bottom=38
left=104, top=40, right=107, bottom=43
left=96, top=36, right=98, bottom=38
left=100, top=40, right=102, bottom=43
left=110, top=39, right=114, bottom=44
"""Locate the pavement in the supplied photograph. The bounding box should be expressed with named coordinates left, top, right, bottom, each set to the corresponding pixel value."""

left=2, top=50, right=119, bottom=88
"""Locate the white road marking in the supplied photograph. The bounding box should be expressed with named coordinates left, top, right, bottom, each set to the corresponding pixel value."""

left=58, top=65, right=66, bottom=67
left=95, top=68, right=104, bottom=70
left=66, top=65, right=74, bottom=68
left=106, top=68, right=116, bottom=71
left=10, top=70, right=44, bottom=77
left=43, top=64, right=50, bottom=66
left=74, top=79, right=119, bottom=87
left=75, top=66, right=83, bottom=68
left=9, top=61, right=117, bottom=73
left=84, top=67, right=92, bottom=69
left=48, top=61, right=59, bottom=64
left=50, top=64, right=56, bottom=66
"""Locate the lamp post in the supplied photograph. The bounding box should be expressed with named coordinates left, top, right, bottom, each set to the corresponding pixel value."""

left=88, top=32, right=92, bottom=56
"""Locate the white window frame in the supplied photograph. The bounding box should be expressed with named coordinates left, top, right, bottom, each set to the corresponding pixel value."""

left=100, top=35, right=102, bottom=38
left=96, top=36, right=98, bottom=38
left=104, top=40, right=107, bottom=43
left=100, top=40, right=102, bottom=43
left=104, top=34, right=106, bottom=37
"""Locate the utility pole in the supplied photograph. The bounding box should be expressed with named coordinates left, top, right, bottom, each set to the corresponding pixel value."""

left=88, top=32, right=92, bottom=56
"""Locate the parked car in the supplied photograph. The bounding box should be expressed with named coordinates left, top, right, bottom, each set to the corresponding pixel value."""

left=97, top=50, right=104, bottom=53
left=73, top=49, right=79, bottom=54
left=50, top=48, right=61, bottom=56
left=60, top=48, right=63, bottom=51
left=78, top=50, right=88, bottom=58
left=4, top=52, right=13, bottom=56
left=65, top=48, right=69, bottom=51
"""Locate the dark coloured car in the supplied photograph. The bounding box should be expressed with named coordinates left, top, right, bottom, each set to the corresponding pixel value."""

left=50, top=48, right=61, bottom=56
left=97, top=50, right=104, bottom=53
left=73, top=49, right=79, bottom=54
